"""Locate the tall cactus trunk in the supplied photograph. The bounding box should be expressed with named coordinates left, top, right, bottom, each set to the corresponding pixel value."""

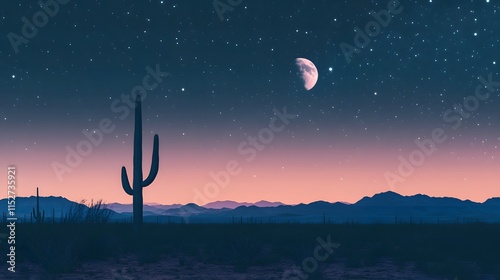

left=32, top=187, right=44, bottom=224
left=133, top=97, right=144, bottom=233
left=121, top=96, right=160, bottom=236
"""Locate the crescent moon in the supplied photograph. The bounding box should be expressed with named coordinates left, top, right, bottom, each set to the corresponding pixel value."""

left=295, top=58, right=318, bottom=91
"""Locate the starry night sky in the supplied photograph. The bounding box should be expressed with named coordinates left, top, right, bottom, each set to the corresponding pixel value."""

left=1, top=0, right=499, bottom=205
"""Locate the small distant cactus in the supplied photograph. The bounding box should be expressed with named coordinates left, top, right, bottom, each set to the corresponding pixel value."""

left=121, top=96, right=160, bottom=235
left=32, top=187, right=45, bottom=224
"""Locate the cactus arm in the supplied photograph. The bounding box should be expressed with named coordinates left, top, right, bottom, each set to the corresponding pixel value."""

left=143, top=134, right=159, bottom=187
left=121, top=95, right=160, bottom=235
left=32, top=208, right=44, bottom=223
left=121, top=167, right=134, bottom=195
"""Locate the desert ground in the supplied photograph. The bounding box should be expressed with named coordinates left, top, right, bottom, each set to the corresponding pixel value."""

left=2, top=223, right=500, bottom=280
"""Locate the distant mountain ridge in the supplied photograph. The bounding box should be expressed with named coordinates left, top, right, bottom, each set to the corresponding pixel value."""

left=106, top=200, right=283, bottom=213
left=1, top=191, right=500, bottom=224
left=108, top=202, right=183, bottom=214
left=202, top=200, right=284, bottom=209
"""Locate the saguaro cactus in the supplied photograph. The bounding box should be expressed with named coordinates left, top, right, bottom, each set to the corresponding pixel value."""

left=32, top=187, right=45, bottom=224
left=121, top=96, right=159, bottom=235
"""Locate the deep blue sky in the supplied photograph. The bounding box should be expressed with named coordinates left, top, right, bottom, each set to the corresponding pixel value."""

left=1, top=0, right=499, bottom=204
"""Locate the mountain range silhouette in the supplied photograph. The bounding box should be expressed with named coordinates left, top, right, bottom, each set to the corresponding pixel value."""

left=2, top=191, right=500, bottom=223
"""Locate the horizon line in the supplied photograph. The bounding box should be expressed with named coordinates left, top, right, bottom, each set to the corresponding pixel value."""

left=5, top=190, right=499, bottom=206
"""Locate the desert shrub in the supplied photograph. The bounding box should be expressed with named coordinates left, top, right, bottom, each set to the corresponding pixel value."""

left=63, top=199, right=112, bottom=224
left=221, top=237, right=262, bottom=273
left=29, top=230, right=82, bottom=273
left=287, top=243, right=329, bottom=280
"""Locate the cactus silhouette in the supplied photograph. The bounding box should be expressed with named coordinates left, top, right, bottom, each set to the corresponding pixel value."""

left=32, top=187, right=45, bottom=223
left=121, top=96, right=159, bottom=235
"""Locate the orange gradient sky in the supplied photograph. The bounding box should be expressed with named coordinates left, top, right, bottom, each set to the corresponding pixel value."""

left=1, top=129, right=499, bottom=205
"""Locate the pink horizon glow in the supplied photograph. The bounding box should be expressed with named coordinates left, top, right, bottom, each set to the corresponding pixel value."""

left=1, top=136, right=499, bottom=205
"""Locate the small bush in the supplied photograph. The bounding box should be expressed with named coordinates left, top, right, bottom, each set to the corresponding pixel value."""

left=63, top=199, right=112, bottom=224
left=30, top=234, right=81, bottom=274
left=222, top=238, right=262, bottom=273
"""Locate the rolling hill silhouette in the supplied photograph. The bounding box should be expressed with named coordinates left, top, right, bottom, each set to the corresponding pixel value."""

left=2, top=191, right=500, bottom=223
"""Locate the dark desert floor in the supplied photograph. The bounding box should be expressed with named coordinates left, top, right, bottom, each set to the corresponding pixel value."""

left=2, top=223, right=500, bottom=279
